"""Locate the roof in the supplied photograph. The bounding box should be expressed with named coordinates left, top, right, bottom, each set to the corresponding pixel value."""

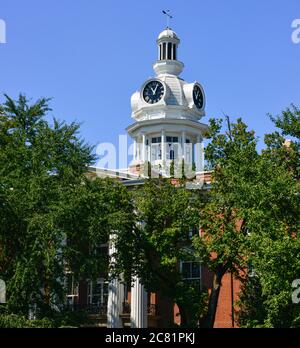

left=87, top=166, right=212, bottom=189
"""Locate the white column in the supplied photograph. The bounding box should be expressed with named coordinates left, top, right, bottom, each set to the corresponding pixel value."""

left=148, top=140, right=151, bottom=162
left=161, top=129, right=166, bottom=162
left=137, top=138, right=140, bottom=161
left=181, top=131, right=186, bottom=161
left=195, top=135, right=203, bottom=172
left=107, top=235, right=124, bottom=328
left=142, top=134, right=146, bottom=162
left=133, top=138, right=137, bottom=162
left=130, top=277, right=148, bottom=328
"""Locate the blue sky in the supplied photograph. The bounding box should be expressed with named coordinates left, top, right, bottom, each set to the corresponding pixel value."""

left=1, top=0, right=299, bottom=163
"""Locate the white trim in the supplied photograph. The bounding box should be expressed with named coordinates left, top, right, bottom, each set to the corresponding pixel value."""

left=88, top=166, right=140, bottom=180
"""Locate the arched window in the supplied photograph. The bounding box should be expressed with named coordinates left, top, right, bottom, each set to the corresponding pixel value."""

left=151, top=137, right=162, bottom=161
left=166, top=137, right=179, bottom=160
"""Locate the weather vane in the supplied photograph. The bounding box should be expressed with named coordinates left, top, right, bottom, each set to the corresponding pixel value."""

left=162, top=9, right=173, bottom=28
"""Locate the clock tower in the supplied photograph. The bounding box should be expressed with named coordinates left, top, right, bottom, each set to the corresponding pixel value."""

left=127, top=27, right=208, bottom=177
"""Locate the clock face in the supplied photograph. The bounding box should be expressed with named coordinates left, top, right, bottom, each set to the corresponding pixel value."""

left=193, top=84, right=204, bottom=109
left=143, top=81, right=164, bottom=104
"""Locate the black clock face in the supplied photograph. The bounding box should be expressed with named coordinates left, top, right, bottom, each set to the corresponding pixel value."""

left=143, top=81, right=164, bottom=104
left=193, top=84, right=204, bottom=109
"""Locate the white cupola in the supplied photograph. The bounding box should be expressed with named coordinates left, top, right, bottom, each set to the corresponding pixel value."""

left=153, top=27, right=184, bottom=76
left=127, top=28, right=208, bottom=175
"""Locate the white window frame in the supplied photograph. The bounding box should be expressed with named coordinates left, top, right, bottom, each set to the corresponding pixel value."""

left=180, top=261, right=201, bottom=282
left=65, top=272, right=79, bottom=305
left=87, top=278, right=109, bottom=306
left=151, top=143, right=161, bottom=161
left=185, top=142, right=193, bottom=164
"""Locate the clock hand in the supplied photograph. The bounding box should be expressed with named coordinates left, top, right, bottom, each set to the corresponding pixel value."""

left=153, top=83, right=159, bottom=94
left=195, top=90, right=199, bottom=99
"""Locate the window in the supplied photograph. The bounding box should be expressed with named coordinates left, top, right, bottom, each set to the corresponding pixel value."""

left=151, top=143, right=161, bottom=161
left=65, top=273, right=78, bottom=306
left=166, top=136, right=178, bottom=143
left=166, top=143, right=179, bottom=160
left=152, top=137, right=161, bottom=144
left=151, top=137, right=162, bottom=161
left=166, top=137, right=179, bottom=161
left=181, top=261, right=201, bottom=280
left=173, top=44, right=177, bottom=60
left=88, top=279, right=108, bottom=306
left=95, top=245, right=108, bottom=256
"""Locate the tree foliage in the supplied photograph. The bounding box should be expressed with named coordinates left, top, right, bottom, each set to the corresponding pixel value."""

left=124, top=178, right=206, bottom=327
left=1, top=93, right=300, bottom=328
left=0, top=94, right=133, bottom=318
left=237, top=105, right=300, bottom=327
left=191, top=117, right=257, bottom=327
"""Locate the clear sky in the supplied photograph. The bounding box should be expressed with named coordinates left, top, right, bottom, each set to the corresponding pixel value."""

left=1, top=0, right=299, bottom=163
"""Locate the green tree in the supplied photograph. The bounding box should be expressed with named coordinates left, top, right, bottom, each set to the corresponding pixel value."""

left=237, top=105, right=300, bottom=327
left=192, top=117, right=258, bottom=327
left=0, top=94, right=134, bottom=320
left=125, top=178, right=206, bottom=327
left=170, top=160, right=175, bottom=178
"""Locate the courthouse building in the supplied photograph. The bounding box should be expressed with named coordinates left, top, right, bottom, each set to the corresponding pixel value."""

left=67, top=27, right=241, bottom=328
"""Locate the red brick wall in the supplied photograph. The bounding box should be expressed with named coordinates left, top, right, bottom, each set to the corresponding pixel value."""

left=174, top=303, right=180, bottom=326
left=214, top=272, right=241, bottom=328
left=173, top=267, right=241, bottom=328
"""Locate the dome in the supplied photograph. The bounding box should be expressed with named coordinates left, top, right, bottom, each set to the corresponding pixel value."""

left=157, top=28, right=179, bottom=41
